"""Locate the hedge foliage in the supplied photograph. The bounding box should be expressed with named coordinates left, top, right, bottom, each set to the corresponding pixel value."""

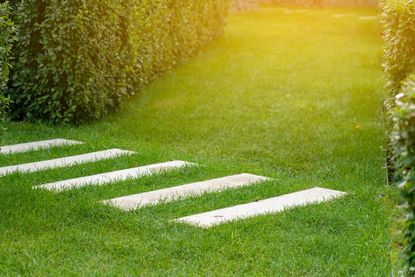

left=383, top=0, right=415, bottom=95
left=0, top=1, right=14, bottom=129
left=392, top=76, right=415, bottom=274
left=384, top=0, right=415, bottom=273
left=383, top=0, right=415, bottom=182
left=9, top=0, right=228, bottom=124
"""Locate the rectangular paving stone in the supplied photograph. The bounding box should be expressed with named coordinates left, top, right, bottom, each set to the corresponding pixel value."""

left=104, top=173, right=270, bottom=211
left=0, top=149, right=134, bottom=176
left=37, top=160, right=194, bottom=191
left=0, top=138, right=83, bottom=155
left=175, top=187, right=346, bottom=228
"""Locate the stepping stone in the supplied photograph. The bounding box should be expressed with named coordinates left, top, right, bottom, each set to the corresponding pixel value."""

left=37, top=160, right=194, bottom=191
left=175, top=187, right=346, bottom=228
left=104, top=173, right=270, bottom=211
left=0, top=138, right=83, bottom=155
left=0, top=149, right=133, bottom=176
left=358, top=16, right=377, bottom=20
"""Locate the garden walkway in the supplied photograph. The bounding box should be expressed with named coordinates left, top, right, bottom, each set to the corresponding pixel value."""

left=1, top=138, right=345, bottom=228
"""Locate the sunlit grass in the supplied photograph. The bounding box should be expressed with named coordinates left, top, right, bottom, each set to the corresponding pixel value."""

left=0, top=6, right=397, bottom=275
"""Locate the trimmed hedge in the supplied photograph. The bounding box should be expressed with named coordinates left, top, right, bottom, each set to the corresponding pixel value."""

left=383, top=0, right=415, bottom=182
left=0, top=1, right=14, bottom=129
left=392, top=75, right=415, bottom=274
left=383, top=0, right=415, bottom=273
left=383, top=0, right=415, bottom=95
left=9, top=1, right=228, bottom=124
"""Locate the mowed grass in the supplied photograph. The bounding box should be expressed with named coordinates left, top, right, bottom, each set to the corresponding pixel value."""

left=0, top=6, right=398, bottom=276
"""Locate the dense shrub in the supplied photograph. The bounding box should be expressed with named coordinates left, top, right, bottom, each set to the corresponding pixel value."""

left=382, top=0, right=415, bottom=181
left=0, top=1, right=14, bottom=129
left=384, top=1, right=415, bottom=273
left=392, top=75, right=415, bottom=274
left=9, top=0, right=228, bottom=124
left=383, top=0, right=415, bottom=95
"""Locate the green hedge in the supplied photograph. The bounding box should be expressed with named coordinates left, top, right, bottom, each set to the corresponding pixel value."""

left=383, top=0, right=415, bottom=95
left=382, top=0, right=415, bottom=181
left=383, top=0, right=415, bottom=273
left=9, top=0, right=228, bottom=124
left=392, top=75, right=415, bottom=274
left=0, top=1, right=14, bottom=129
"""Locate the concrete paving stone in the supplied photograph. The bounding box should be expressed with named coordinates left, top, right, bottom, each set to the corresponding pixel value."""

left=175, top=187, right=346, bottom=228
left=0, top=149, right=134, bottom=176
left=0, top=138, right=83, bottom=155
left=104, top=173, right=271, bottom=211
left=37, top=160, right=194, bottom=191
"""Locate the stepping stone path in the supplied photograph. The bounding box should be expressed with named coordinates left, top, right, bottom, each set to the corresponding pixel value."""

left=0, top=138, right=82, bottom=154
left=175, top=187, right=346, bottom=228
left=103, top=174, right=270, bottom=210
left=0, top=138, right=347, bottom=228
left=37, top=160, right=193, bottom=191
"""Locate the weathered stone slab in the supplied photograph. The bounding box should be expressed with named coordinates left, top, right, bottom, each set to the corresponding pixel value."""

left=0, top=139, right=83, bottom=155
left=0, top=149, right=134, bottom=176
left=175, top=187, right=346, bottom=228
left=104, top=173, right=270, bottom=211
left=37, top=161, right=194, bottom=191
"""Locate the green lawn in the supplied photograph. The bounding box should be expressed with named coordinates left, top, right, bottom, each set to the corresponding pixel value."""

left=0, top=6, right=398, bottom=275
